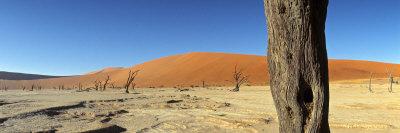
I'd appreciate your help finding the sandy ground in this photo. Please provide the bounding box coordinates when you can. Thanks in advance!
[1,83,399,133]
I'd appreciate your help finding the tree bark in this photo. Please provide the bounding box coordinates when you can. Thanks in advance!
[264,0,330,132]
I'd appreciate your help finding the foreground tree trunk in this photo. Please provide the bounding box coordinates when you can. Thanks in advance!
[264,0,330,132]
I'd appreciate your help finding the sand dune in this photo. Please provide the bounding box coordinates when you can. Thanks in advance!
[1,52,399,89]
[0,71,63,80]
[85,67,124,75]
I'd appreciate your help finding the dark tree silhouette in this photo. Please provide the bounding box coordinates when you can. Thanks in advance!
[78,82,83,91]
[94,80,102,91]
[124,70,140,93]
[264,0,330,132]
[230,65,248,92]
[388,72,393,93]
[369,72,373,93]
[102,75,111,91]
[30,84,35,91]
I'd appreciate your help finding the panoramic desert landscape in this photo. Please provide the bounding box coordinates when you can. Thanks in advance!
[1,0,399,132]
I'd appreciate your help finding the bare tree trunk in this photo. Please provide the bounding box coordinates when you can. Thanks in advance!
[388,73,393,93]
[78,83,83,91]
[232,84,239,92]
[31,84,35,91]
[369,72,373,93]
[264,0,330,132]
[125,87,129,93]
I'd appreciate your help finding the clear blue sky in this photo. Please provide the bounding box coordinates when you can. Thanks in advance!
[0,0,399,75]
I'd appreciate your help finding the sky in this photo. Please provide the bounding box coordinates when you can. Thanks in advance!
[0,0,399,76]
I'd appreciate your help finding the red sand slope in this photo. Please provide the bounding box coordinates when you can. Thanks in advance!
[3,52,399,89]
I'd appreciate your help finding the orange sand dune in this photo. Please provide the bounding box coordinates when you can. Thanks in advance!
[85,67,124,75]
[2,52,399,89]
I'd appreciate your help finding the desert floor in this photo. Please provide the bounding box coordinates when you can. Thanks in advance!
[1,83,399,133]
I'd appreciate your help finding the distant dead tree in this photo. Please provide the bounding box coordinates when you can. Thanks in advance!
[124,70,140,93]
[2,85,8,91]
[78,83,83,91]
[110,82,116,89]
[388,72,393,93]
[30,84,35,91]
[94,80,102,91]
[229,65,249,92]
[386,67,394,93]
[38,85,42,90]
[369,72,373,93]
[264,0,330,132]
[36,81,42,90]
[58,85,65,91]
[202,80,206,88]
[102,75,111,91]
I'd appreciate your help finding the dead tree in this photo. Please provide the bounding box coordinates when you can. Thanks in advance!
[388,72,393,93]
[264,0,330,132]
[35,82,42,90]
[230,65,248,92]
[102,75,111,91]
[78,83,83,91]
[386,67,394,93]
[124,70,140,93]
[369,72,373,93]
[131,82,136,90]
[94,80,102,91]
[58,85,65,91]
[30,84,35,91]
[110,82,116,89]
[202,80,206,88]
[1,85,8,91]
